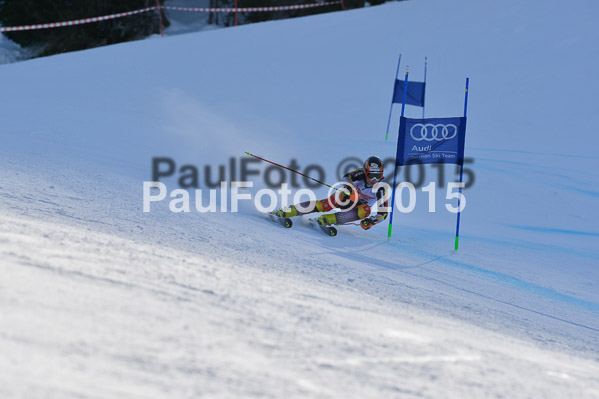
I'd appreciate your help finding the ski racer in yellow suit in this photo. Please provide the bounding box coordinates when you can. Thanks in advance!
[273,156,389,230]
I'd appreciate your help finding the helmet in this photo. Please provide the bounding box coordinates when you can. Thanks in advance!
[363,156,384,183]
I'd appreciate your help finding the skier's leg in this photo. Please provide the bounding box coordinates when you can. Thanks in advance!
[274,193,338,217]
[316,203,371,226]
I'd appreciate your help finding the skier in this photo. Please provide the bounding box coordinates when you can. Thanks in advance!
[272,156,389,230]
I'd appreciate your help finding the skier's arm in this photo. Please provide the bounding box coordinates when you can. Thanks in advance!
[342,169,363,184]
[360,185,388,230]
[374,185,389,220]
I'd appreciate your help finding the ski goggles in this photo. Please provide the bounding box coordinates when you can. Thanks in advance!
[366,171,383,181]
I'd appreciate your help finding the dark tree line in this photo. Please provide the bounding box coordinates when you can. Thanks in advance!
[208,0,380,27]
[0,0,395,58]
[0,0,169,57]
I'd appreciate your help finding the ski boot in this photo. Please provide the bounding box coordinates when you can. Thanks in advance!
[271,205,299,218]
[315,213,338,226]
[313,213,338,236]
[269,206,299,228]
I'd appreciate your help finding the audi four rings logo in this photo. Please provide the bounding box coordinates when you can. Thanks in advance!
[410,123,458,141]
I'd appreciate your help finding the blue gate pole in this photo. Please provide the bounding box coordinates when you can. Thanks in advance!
[385,54,402,141]
[454,77,469,250]
[422,56,427,119]
[387,69,410,241]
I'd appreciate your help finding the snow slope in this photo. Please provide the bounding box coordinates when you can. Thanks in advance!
[1,0,599,397]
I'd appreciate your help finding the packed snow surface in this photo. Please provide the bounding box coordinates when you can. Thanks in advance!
[1,0,599,397]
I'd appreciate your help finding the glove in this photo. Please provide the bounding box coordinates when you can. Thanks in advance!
[360,216,378,230]
[360,215,385,230]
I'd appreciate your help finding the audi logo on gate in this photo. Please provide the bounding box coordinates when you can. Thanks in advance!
[410,123,458,141]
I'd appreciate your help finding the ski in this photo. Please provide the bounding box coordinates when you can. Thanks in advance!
[310,219,337,237]
[269,213,293,228]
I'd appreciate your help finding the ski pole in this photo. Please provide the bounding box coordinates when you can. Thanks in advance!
[245,151,341,191]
